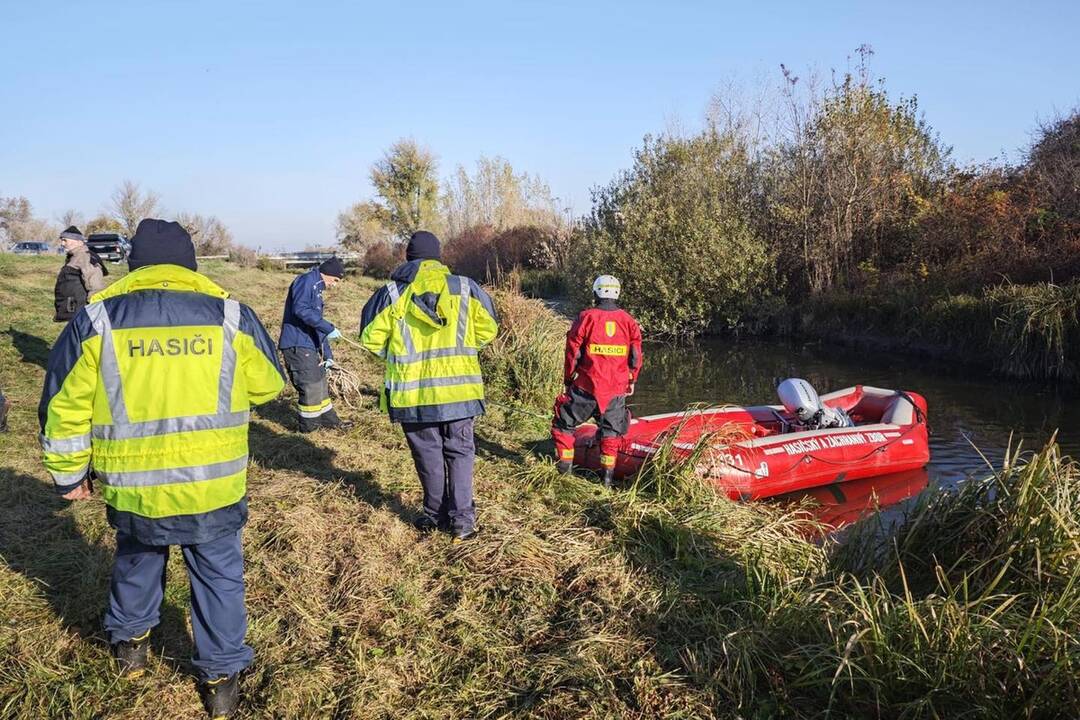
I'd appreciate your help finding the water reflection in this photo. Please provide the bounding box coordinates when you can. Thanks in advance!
[632,336,1079,519]
[774,468,929,529]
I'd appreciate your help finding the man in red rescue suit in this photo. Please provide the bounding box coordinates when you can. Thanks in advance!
[551,274,643,488]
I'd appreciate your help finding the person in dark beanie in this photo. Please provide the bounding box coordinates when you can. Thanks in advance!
[278,256,347,432]
[405,230,440,261]
[54,225,107,322]
[40,217,285,718]
[127,219,199,271]
[358,231,499,542]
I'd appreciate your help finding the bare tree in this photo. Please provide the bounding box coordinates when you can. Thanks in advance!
[56,209,84,229]
[441,155,562,238]
[1026,109,1080,224]
[176,212,235,256]
[110,180,162,238]
[1,196,58,246]
[1,196,32,245]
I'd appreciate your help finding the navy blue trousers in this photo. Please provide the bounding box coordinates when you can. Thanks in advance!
[402,417,477,531]
[102,530,252,680]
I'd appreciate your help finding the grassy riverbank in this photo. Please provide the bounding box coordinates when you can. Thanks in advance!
[1,255,1077,718]
[784,280,1080,383]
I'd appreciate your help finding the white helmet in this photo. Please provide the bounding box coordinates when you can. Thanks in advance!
[592,274,621,300]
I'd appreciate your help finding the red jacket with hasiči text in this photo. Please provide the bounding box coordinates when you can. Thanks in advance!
[563,302,643,412]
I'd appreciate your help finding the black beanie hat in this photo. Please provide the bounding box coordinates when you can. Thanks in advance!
[128,219,198,272]
[406,230,440,261]
[319,256,345,278]
[59,226,86,242]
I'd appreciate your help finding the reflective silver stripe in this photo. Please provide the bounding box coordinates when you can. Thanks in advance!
[92,410,250,441]
[85,301,129,425]
[456,276,470,348]
[98,455,249,488]
[385,280,418,357]
[298,404,334,418]
[40,433,91,454]
[386,346,479,364]
[388,374,484,393]
[217,299,241,414]
[87,298,245,442]
[395,317,414,358]
[50,466,90,487]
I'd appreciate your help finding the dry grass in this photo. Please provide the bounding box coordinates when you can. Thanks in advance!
[2,255,1078,719]
[480,286,566,426]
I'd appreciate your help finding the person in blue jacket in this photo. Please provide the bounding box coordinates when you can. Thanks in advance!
[278,258,346,432]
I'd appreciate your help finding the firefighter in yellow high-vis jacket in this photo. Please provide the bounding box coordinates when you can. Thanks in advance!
[358,231,499,542]
[39,219,285,719]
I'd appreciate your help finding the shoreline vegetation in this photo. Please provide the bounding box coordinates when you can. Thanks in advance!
[1,255,1077,718]
[337,49,1080,387]
[781,281,1080,383]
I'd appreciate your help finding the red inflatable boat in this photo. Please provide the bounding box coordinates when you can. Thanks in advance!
[570,385,930,499]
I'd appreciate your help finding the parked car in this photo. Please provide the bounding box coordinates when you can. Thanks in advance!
[11,241,52,255]
[86,233,129,263]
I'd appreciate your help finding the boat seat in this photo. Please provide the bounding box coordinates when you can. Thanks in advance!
[881,395,916,425]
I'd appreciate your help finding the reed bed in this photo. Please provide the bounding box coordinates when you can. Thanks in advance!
[480,287,566,427]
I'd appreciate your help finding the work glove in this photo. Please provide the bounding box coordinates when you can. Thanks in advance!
[628,383,635,396]
[322,359,337,370]
[327,328,343,341]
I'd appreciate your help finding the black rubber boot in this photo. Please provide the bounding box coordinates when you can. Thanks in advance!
[601,468,615,490]
[413,516,437,533]
[556,460,573,475]
[201,673,240,719]
[113,629,150,678]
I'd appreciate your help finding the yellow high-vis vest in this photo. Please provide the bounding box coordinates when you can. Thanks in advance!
[359,260,499,423]
[40,265,285,518]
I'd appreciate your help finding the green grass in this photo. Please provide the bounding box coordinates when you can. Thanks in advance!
[1,254,1078,718]
[792,280,1080,383]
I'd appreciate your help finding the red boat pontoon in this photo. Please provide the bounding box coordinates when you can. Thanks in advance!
[570,385,930,499]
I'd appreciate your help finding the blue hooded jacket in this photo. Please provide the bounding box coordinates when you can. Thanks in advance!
[278,267,334,359]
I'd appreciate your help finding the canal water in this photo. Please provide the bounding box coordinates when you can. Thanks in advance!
[631,337,1080,526]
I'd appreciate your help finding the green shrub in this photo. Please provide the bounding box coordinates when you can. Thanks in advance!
[570,131,775,337]
[228,245,257,267]
[255,256,282,272]
[518,268,567,298]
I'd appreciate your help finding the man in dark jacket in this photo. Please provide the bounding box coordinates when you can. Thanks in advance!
[278,258,346,432]
[54,226,107,322]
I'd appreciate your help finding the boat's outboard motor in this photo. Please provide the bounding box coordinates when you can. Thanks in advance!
[777,378,853,430]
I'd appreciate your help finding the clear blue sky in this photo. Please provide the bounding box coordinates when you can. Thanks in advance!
[2,0,1077,250]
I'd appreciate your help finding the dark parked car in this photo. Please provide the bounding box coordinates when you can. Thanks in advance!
[86,233,129,263]
[11,241,52,255]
